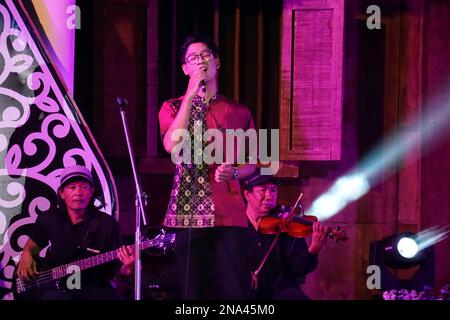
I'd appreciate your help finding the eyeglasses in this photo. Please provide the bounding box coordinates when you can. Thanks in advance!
[185,50,214,65]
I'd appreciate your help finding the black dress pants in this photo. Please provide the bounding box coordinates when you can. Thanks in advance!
[171,227,249,300]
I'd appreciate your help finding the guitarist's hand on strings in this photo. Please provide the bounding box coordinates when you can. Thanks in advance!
[118,245,135,277]
[17,251,38,281]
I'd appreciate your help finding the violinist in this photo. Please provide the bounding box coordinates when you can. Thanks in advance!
[240,168,329,300]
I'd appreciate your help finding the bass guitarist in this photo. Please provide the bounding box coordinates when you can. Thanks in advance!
[16,165,135,300]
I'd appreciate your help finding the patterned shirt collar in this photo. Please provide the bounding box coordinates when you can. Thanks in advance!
[195,93,219,107]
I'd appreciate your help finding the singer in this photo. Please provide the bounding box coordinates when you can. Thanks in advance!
[158,35,257,299]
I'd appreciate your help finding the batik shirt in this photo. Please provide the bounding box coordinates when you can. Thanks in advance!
[159,94,255,228]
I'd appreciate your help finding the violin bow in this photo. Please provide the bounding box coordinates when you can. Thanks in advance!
[251,192,304,290]
[286,192,304,220]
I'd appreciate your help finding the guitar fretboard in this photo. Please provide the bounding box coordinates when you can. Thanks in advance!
[51,238,159,280]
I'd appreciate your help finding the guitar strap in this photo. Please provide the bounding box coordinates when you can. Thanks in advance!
[80,217,99,251]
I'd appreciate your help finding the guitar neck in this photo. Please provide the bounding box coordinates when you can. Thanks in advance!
[51,239,155,281]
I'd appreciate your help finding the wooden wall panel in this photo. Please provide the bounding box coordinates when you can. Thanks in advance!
[421,0,450,291]
[93,0,149,157]
[280,0,344,161]
[147,0,159,157]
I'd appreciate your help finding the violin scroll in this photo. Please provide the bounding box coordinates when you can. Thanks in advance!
[327,226,348,242]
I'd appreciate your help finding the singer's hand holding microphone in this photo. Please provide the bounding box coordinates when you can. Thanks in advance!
[185,68,207,100]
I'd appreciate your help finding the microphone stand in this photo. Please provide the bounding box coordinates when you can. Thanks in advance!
[117,97,148,300]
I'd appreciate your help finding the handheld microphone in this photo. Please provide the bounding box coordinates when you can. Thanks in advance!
[116,97,128,111]
[200,80,206,93]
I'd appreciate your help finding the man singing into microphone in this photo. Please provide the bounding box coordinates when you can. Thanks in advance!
[158,35,256,299]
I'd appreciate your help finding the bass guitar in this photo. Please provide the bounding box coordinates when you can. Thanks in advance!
[12,232,176,300]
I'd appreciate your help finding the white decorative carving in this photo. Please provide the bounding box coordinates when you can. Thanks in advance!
[0,0,117,299]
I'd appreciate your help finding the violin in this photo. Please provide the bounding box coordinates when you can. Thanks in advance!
[258,205,348,242]
[250,192,347,290]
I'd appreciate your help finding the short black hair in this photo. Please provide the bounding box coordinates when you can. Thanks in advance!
[180,35,219,64]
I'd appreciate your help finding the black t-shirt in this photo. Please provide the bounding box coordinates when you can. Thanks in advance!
[29,207,121,289]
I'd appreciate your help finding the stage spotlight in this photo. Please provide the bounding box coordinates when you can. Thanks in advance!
[383,232,425,269]
[397,236,419,259]
[369,232,435,291]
